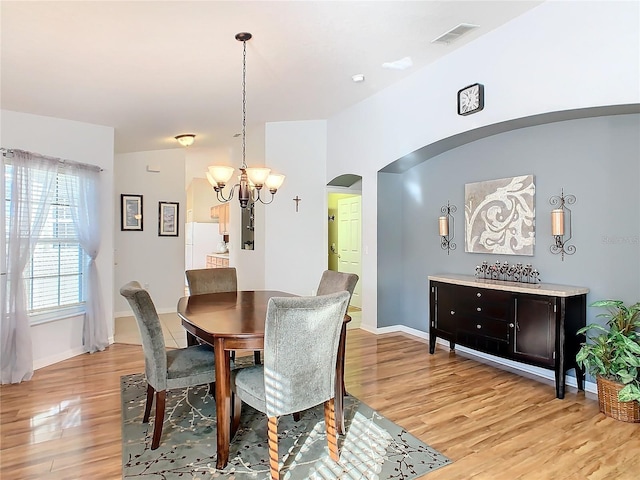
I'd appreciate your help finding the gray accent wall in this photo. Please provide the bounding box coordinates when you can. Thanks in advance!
[378,113,640,330]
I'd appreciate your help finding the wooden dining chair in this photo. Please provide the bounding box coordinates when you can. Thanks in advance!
[120,281,217,450]
[185,267,237,295]
[314,270,359,428]
[317,269,359,305]
[185,267,260,364]
[230,291,351,480]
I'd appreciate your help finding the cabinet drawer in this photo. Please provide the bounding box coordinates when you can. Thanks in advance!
[471,302,510,321]
[457,316,509,342]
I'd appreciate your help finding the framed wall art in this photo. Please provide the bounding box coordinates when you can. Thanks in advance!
[464,174,535,256]
[121,194,143,231]
[158,201,179,237]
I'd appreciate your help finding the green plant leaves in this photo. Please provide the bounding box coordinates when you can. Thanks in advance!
[619,383,640,403]
[578,299,640,404]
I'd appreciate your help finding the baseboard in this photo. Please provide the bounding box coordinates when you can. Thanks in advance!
[359,324,597,395]
[34,337,116,370]
[34,346,88,370]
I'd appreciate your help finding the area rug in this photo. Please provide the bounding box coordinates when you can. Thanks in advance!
[121,373,451,479]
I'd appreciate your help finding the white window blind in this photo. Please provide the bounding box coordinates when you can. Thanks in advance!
[4,165,86,316]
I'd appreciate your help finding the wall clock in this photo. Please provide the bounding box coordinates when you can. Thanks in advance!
[457,83,484,116]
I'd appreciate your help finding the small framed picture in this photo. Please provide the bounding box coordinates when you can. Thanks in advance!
[158,201,179,237]
[121,194,143,231]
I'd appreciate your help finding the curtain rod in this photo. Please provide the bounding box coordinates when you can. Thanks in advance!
[1,147,103,172]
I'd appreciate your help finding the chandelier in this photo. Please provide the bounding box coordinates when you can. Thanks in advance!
[206,32,285,209]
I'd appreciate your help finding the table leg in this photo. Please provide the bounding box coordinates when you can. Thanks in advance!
[335,324,347,435]
[214,338,231,469]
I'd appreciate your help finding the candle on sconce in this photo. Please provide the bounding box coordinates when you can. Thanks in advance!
[438,216,449,236]
[551,209,565,236]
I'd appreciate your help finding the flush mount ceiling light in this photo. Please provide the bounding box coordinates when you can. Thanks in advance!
[351,74,365,83]
[206,32,285,209]
[175,134,196,147]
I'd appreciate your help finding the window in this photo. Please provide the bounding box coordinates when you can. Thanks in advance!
[4,165,86,318]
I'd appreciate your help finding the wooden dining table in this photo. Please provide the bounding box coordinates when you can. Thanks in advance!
[177,290,351,470]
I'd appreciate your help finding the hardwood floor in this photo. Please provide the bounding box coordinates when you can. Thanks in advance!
[1,329,638,479]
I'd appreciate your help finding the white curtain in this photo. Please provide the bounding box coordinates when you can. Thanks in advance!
[60,164,108,353]
[1,150,57,383]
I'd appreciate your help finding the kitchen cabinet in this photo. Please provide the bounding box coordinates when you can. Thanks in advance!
[206,254,229,268]
[428,274,588,399]
[210,203,230,235]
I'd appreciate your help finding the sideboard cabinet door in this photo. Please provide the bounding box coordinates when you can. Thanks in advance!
[511,294,556,368]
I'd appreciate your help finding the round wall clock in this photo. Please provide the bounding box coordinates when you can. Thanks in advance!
[457,83,484,116]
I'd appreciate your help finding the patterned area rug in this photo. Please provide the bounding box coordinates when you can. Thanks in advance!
[121,373,451,479]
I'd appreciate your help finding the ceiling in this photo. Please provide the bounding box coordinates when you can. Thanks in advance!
[1,1,543,155]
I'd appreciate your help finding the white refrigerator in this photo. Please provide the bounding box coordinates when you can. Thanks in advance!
[185,222,223,271]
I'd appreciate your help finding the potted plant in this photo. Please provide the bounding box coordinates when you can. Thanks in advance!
[576,299,640,422]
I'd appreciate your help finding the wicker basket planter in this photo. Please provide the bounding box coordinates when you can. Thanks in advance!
[596,376,640,423]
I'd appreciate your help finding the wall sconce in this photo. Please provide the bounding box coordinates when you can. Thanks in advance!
[549,188,576,260]
[439,201,457,254]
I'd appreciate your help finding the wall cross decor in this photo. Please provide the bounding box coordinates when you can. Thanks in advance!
[293,195,302,212]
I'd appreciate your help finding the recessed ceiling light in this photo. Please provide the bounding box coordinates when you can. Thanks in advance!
[351,74,365,83]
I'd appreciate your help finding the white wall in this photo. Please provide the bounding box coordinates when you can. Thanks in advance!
[324,1,640,330]
[0,109,115,369]
[264,120,328,295]
[114,149,186,315]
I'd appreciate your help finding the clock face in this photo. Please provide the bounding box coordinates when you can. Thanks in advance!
[458,83,484,116]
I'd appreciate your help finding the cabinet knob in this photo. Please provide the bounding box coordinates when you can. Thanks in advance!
[509,323,515,328]
[477,292,482,297]
[476,307,482,312]
[450,310,455,315]
[476,324,482,329]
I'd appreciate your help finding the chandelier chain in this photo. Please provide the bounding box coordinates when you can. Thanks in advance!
[241,39,247,170]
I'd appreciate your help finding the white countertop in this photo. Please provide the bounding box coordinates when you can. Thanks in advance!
[207,252,229,258]
[428,274,589,297]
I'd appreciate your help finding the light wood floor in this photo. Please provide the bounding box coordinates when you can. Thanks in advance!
[1,329,638,479]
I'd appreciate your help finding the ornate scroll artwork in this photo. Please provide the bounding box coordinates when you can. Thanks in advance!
[464,175,535,255]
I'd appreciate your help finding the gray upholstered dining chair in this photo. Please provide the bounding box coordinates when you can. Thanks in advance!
[185,267,261,364]
[120,281,218,450]
[185,267,237,295]
[317,269,359,305]
[230,291,350,480]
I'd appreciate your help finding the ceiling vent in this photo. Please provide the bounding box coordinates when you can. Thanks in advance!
[431,23,479,44]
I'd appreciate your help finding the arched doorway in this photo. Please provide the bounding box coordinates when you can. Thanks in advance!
[327,174,362,326]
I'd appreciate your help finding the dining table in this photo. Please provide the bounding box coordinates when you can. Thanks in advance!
[177,290,351,470]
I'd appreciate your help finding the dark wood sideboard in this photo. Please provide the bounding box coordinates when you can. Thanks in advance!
[428,274,589,399]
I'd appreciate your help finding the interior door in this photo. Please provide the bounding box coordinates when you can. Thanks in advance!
[337,196,362,308]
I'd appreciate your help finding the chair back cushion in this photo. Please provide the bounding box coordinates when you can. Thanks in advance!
[119,281,168,391]
[316,270,359,303]
[263,291,350,417]
[185,267,237,295]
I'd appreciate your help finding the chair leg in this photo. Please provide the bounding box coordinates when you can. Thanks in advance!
[231,393,242,438]
[254,350,261,364]
[324,398,339,463]
[143,384,155,423]
[268,416,280,480]
[151,390,166,450]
